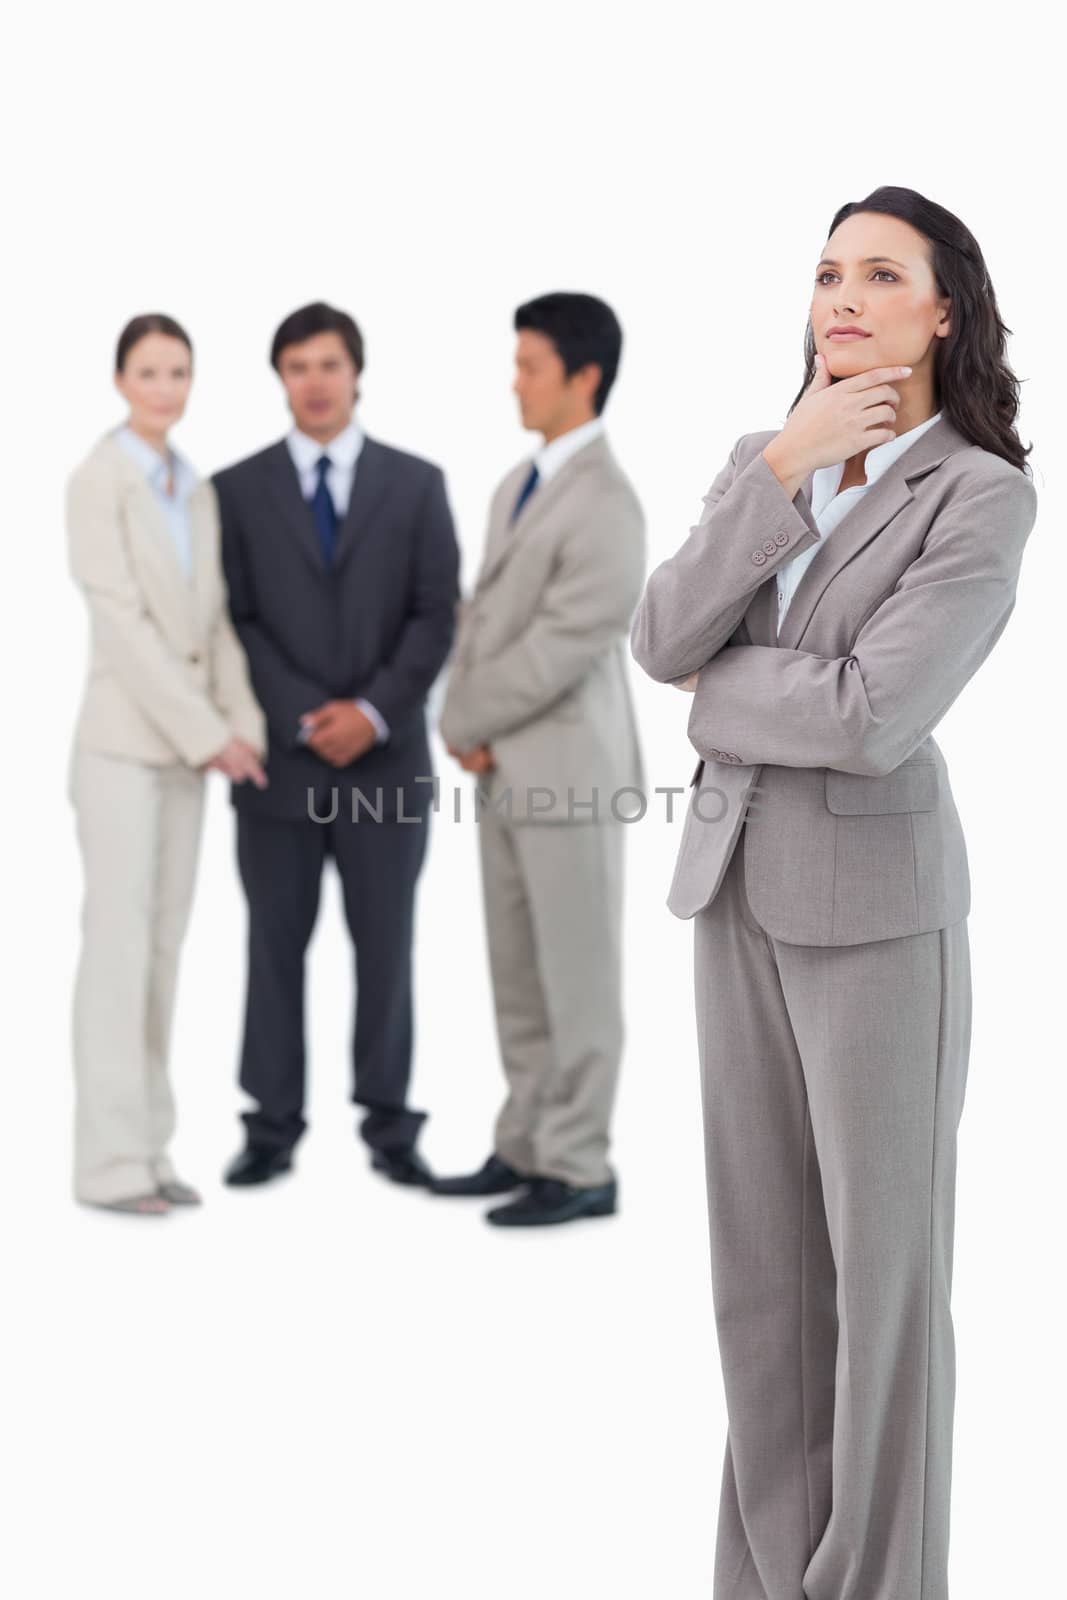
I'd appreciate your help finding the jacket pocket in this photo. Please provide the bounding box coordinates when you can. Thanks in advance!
[825,760,939,815]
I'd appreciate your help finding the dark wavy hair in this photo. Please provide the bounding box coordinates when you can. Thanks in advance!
[790,186,1031,472]
[115,313,192,374]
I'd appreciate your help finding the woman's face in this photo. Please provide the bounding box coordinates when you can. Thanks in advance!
[810,212,952,381]
[114,332,193,436]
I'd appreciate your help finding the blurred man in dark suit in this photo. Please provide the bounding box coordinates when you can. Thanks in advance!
[214,302,459,1189]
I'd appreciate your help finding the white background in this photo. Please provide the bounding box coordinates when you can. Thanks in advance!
[2,4,1062,1597]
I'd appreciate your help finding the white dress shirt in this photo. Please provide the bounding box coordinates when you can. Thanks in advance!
[776,411,943,635]
[533,415,604,483]
[114,425,197,581]
[286,417,365,512]
[286,418,388,744]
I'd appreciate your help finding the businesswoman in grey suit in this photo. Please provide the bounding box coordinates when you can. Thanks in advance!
[631,188,1037,1600]
[67,314,267,1215]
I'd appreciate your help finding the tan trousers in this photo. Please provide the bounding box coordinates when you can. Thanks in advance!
[477,801,625,1188]
[69,746,205,1203]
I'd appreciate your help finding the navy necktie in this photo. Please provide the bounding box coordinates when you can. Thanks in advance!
[309,453,338,566]
[509,463,540,525]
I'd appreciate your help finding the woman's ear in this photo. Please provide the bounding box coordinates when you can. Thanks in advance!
[935,299,952,340]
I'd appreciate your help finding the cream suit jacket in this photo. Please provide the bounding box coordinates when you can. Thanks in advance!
[439,433,646,823]
[631,416,1038,944]
[67,433,266,768]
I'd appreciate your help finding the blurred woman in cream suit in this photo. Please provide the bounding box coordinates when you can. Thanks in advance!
[67,313,267,1215]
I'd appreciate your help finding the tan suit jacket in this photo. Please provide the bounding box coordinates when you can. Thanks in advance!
[440,433,646,823]
[67,433,266,768]
[631,417,1038,943]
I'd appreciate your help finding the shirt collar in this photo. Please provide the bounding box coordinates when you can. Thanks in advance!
[114,424,196,500]
[533,416,604,484]
[811,410,943,518]
[287,417,365,476]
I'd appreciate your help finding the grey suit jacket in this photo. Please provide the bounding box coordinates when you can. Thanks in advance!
[631,417,1038,943]
[439,433,646,823]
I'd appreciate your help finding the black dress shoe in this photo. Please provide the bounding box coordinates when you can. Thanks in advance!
[431,1154,525,1197]
[486,1176,618,1228]
[370,1147,435,1187]
[224,1145,293,1187]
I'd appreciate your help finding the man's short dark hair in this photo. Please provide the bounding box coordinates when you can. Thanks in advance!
[270,302,364,373]
[513,291,623,414]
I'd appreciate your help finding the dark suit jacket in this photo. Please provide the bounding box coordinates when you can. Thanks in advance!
[213,435,460,822]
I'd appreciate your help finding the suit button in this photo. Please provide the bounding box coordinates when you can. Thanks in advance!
[752,550,767,566]
[774,531,789,547]
[762,540,777,555]
[188,652,201,664]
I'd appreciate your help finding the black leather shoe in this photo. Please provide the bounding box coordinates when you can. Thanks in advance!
[431,1154,525,1197]
[486,1176,618,1227]
[223,1145,293,1187]
[370,1147,436,1187]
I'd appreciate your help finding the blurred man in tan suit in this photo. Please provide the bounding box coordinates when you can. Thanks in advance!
[435,292,645,1227]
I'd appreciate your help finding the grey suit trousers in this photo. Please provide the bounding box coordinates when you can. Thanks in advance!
[695,822,970,1600]
[477,796,624,1188]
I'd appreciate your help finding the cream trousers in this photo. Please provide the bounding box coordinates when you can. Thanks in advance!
[69,745,205,1203]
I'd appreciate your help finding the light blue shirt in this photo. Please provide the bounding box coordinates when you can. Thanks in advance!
[776,410,943,635]
[285,418,389,746]
[114,424,197,582]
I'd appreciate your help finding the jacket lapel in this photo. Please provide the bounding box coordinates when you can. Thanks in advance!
[188,484,218,631]
[332,436,390,570]
[476,461,532,589]
[264,442,326,574]
[264,436,392,575]
[100,437,197,639]
[773,415,973,652]
[104,438,185,575]
[744,574,781,648]
[476,436,607,591]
